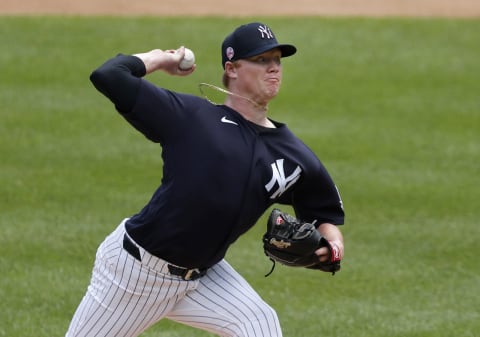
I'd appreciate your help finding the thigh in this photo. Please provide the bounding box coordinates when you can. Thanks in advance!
[168,260,283,337]
[66,222,192,337]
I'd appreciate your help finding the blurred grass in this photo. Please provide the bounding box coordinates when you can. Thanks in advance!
[0,16,479,337]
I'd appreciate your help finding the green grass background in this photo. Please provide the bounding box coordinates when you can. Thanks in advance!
[1,16,479,337]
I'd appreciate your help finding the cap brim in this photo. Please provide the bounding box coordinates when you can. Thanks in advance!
[243,43,297,59]
[278,44,297,58]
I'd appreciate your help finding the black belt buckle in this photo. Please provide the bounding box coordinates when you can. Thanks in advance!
[167,264,206,281]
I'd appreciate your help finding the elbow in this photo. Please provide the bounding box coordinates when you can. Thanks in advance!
[89,69,100,84]
[89,67,118,97]
[90,68,107,89]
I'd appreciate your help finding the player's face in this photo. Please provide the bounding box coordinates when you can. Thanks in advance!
[236,49,283,104]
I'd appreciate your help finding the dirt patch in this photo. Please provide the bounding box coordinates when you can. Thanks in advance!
[1,0,479,17]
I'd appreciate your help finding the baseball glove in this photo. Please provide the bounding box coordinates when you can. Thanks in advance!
[262,209,341,276]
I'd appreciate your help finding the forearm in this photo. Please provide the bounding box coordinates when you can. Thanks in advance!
[316,223,344,261]
[317,223,343,242]
[133,47,195,75]
[133,49,172,74]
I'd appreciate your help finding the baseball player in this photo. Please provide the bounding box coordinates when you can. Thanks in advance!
[66,22,345,337]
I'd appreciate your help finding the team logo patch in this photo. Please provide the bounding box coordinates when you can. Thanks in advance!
[265,159,302,199]
[226,47,235,60]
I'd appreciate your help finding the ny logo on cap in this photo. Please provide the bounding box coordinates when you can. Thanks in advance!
[258,25,274,39]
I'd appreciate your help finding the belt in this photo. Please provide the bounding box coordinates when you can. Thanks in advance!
[122,233,207,281]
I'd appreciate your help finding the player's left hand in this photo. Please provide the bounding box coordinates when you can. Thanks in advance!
[315,246,330,262]
[262,209,343,275]
[315,238,343,263]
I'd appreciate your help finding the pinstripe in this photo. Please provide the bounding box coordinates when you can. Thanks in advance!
[66,221,282,337]
[66,222,193,337]
[103,256,139,336]
[81,245,128,335]
[90,243,132,336]
[204,266,271,335]
[168,260,282,336]
[122,267,153,336]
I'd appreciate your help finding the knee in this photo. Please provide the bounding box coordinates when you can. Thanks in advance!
[231,302,282,337]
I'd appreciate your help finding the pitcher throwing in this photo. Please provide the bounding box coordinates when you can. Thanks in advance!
[66,22,345,337]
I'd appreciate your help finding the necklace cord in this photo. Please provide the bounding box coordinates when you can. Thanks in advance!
[198,83,266,110]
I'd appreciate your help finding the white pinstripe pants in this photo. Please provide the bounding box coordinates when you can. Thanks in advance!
[65,220,282,337]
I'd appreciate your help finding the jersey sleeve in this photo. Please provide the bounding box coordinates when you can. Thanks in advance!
[90,54,146,113]
[90,54,197,144]
[292,160,345,226]
[124,81,200,144]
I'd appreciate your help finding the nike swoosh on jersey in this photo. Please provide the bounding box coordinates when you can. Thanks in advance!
[221,116,238,125]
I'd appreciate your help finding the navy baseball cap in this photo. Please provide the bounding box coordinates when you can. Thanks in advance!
[221,22,297,68]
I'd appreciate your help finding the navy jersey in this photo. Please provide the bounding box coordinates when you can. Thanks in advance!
[91,55,344,269]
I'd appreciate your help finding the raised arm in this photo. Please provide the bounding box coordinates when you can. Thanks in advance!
[90,47,195,112]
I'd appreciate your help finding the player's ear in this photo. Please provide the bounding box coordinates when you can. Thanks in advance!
[224,61,238,79]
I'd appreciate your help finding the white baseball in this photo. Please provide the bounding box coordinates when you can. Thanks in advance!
[179,48,195,70]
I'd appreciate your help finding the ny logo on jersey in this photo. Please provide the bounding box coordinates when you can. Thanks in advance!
[258,25,274,39]
[265,159,302,199]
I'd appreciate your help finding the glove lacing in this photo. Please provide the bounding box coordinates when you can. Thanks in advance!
[264,258,276,277]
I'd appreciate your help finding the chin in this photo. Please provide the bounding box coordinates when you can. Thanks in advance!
[267,88,280,99]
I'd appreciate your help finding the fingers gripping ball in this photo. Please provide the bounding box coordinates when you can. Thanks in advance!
[178,48,195,70]
[262,209,341,275]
